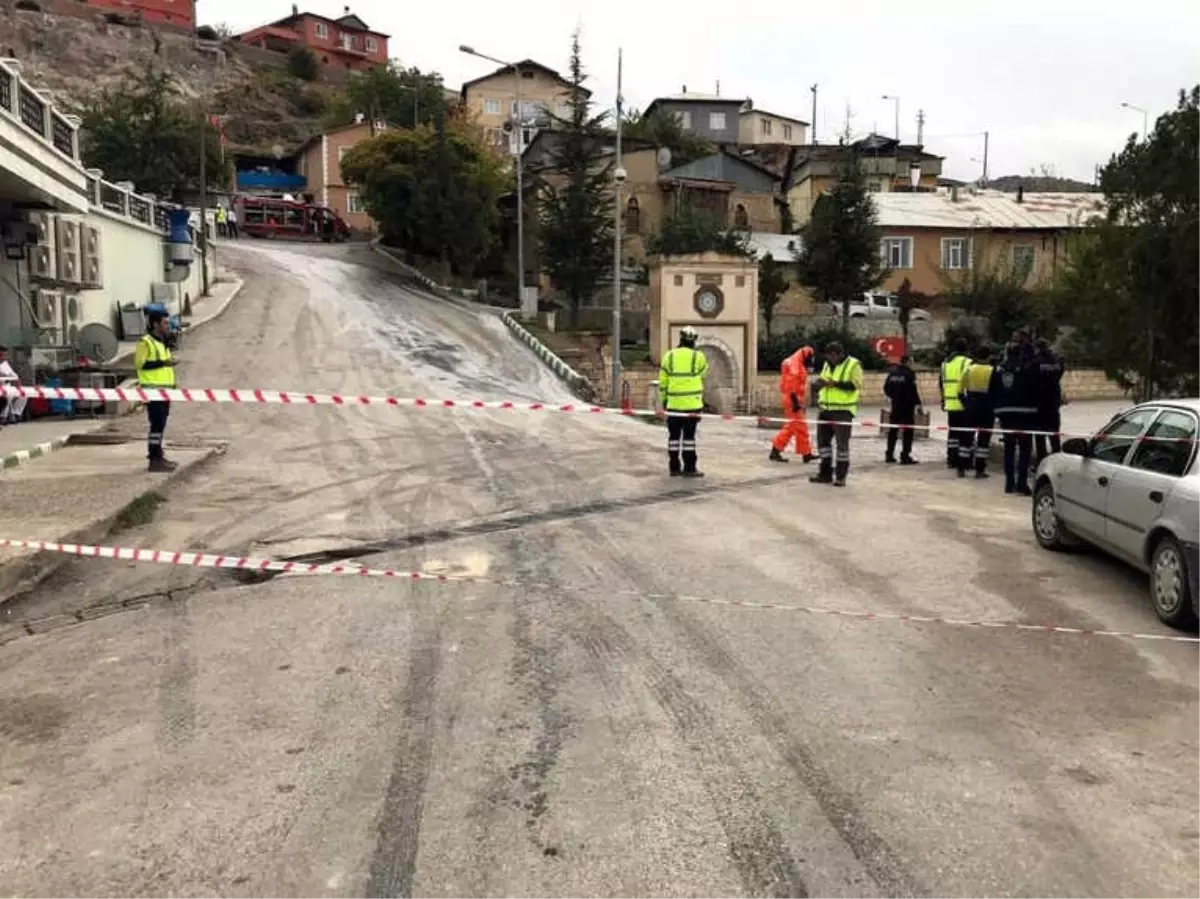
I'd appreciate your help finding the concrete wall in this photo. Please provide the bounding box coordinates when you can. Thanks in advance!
[295,123,378,232]
[739,111,807,146]
[465,68,572,152]
[651,100,743,143]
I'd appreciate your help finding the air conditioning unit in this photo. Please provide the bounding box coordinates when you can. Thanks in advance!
[27,211,57,250]
[34,287,60,328]
[82,254,103,289]
[62,293,82,347]
[31,244,57,280]
[82,223,101,258]
[57,242,81,285]
[56,216,80,254]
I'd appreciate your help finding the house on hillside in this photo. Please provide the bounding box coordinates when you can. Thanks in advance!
[460,59,583,156]
[642,90,745,144]
[738,104,808,146]
[292,122,380,232]
[870,189,1104,297]
[238,5,389,71]
[77,0,195,27]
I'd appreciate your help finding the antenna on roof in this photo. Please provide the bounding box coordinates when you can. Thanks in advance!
[715,79,720,96]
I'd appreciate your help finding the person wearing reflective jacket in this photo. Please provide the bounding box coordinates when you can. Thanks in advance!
[769,345,815,463]
[135,311,178,474]
[988,341,1038,495]
[809,341,863,487]
[958,344,995,479]
[939,338,973,469]
[658,326,709,478]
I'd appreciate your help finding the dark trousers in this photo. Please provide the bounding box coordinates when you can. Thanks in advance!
[885,406,915,460]
[961,399,993,473]
[946,409,969,466]
[1034,408,1062,461]
[816,410,853,479]
[666,414,699,474]
[998,413,1033,490]
[146,400,170,460]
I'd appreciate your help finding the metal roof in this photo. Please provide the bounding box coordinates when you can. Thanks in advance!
[746,233,801,261]
[871,190,1105,230]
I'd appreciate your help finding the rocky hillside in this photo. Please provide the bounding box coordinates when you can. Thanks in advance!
[0,1,343,153]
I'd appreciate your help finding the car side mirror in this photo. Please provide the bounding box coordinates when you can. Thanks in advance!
[1062,437,1090,456]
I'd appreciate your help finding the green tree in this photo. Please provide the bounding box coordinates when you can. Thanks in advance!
[758,253,790,339]
[622,108,713,167]
[538,30,614,326]
[287,46,320,82]
[894,277,928,351]
[940,256,1057,345]
[341,118,505,275]
[645,203,751,257]
[326,62,449,131]
[1056,86,1199,399]
[80,68,230,199]
[794,143,884,334]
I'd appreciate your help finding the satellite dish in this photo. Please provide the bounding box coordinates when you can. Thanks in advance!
[656,146,672,170]
[75,323,120,364]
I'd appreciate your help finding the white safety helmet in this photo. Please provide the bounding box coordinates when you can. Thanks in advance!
[679,325,699,345]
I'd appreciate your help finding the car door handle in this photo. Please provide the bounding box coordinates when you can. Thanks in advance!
[1149,490,1164,503]
[1098,476,1109,486]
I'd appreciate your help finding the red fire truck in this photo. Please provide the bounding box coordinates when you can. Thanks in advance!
[237,196,351,242]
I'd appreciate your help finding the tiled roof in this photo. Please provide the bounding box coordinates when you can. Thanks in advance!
[871,190,1105,230]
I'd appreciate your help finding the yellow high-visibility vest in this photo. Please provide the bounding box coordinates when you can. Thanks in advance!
[818,356,862,415]
[941,355,972,412]
[135,333,175,389]
[659,346,709,412]
[961,362,993,395]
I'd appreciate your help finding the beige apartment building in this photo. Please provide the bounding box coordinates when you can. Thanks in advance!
[294,121,378,233]
[460,59,585,155]
[738,107,809,146]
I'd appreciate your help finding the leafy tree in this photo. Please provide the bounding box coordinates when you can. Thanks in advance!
[894,277,929,350]
[538,30,614,326]
[341,117,505,276]
[794,143,884,334]
[622,108,713,167]
[287,46,320,82]
[326,62,449,131]
[645,203,751,257]
[940,257,1057,346]
[759,324,886,371]
[758,253,790,339]
[80,68,230,199]
[1055,86,1199,399]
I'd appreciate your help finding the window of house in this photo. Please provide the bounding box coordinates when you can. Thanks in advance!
[761,118,772,136]
[484,128,503,148]
[941,237,972,270]
[678,110,692,130]
[341,34,355,51]
[624,197,641,235]
[880,237,913,269]
[783,124,793,140]
[733,203,749,229]
[1129,410,1198,477]
[673,274,684,286]
[735,274,745,287]
[315,21,328,38]
[709,111,727,131]
[556,102,570,118]
[347,193,365,215]
[338,146,348,162]
[484,98,502,115]
[1012,243,1035,276]
[365,37,378,53]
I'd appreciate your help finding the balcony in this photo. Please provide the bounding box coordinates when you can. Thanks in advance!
[0,58,89,212]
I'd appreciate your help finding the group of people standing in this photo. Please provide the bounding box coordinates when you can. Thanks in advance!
[214,205,239,239]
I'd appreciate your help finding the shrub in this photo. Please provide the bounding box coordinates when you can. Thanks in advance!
[758,324,886,372]
[912,322,990,368]
[287,46,320,82]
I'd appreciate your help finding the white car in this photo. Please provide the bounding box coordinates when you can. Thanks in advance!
[1031,399,1200,629]
[829,293,932,321]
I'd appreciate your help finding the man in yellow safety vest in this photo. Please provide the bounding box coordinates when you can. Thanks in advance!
[809,341,863,487]
[135,311,178,473]
[658,325,709,477]
[939,337,973,470]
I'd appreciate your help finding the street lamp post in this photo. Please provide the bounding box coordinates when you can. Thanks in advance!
[881,94,900,141]
[461,44,529,317]
[611,48,624,406]
[1120,102,1149,140]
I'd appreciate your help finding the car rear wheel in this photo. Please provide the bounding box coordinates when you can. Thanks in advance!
[1033,482,1075,551]
[1150,535,1197,630]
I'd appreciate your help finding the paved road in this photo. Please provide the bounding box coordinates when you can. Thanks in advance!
[1,244,1195,898]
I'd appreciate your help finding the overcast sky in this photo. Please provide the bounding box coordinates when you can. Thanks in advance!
[203,0,1199,183]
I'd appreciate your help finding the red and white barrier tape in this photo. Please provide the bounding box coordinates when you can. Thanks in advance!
[1,537,1195,644]
[2,384,1168,442]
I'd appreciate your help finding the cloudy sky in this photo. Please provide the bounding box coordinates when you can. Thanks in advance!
[203,0,1199,182]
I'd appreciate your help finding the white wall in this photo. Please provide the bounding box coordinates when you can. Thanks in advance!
[0,255,31,347]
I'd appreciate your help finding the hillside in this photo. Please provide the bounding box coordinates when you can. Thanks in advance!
[987,174,1097,193]
[0,2,343,154]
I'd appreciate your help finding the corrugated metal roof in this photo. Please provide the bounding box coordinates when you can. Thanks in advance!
[871,190,1105,230]
[747,233,801,261]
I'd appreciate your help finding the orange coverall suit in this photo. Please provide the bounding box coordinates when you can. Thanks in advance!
[771,347,813,456]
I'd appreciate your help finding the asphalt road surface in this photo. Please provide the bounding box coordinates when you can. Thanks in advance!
[1,243,1195,898]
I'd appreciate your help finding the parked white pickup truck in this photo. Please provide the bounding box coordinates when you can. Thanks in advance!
[828,293,932,321]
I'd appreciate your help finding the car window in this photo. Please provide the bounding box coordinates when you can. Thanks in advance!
[1128,410,1199,477]
[1091,408,1158,464]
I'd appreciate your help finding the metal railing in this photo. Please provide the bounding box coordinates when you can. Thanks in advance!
[0,58,81,164]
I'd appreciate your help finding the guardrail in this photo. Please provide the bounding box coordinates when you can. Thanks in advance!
[0,57,81,165]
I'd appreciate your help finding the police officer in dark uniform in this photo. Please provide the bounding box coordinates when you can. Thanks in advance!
[1033,338,1065,464]
[989,341,1038,496]
[883,354,923,465]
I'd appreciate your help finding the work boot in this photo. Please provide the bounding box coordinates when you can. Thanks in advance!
[975,470,990,479]
[1015,482,1033,497]
[148,457,178,473]
[682,470,705,479]
[957,467,967,478]
[768,447,788,463]
[809,461,833,484]
[834,461,849,486]
[802,454,815,463]
[885,454,897,464]
[900,456,918,465]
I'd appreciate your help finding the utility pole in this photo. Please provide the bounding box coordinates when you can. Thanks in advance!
[611,48,624,406]
[981,130,989,188]
[915,109,925,146]
[198,110,210,297]
[882,94,900,141]
[809,83,818,144]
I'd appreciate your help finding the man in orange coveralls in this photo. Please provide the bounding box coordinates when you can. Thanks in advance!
[768,345,816,463]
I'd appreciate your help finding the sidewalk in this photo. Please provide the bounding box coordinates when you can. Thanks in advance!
[0,440,220,602]
[0,418,109,469]
[112,274,245,366]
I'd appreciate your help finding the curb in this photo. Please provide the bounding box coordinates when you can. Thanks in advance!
[499,311,593,399]
[0,444,224,607]
[110,277,245,370]
[0,436,71,471]
[368,241,508,310]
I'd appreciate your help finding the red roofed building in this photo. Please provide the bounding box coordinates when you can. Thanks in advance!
[78,0,196,28]
[239,5,389,71]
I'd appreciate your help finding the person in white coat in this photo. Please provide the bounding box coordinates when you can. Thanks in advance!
[0,345,28,425]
